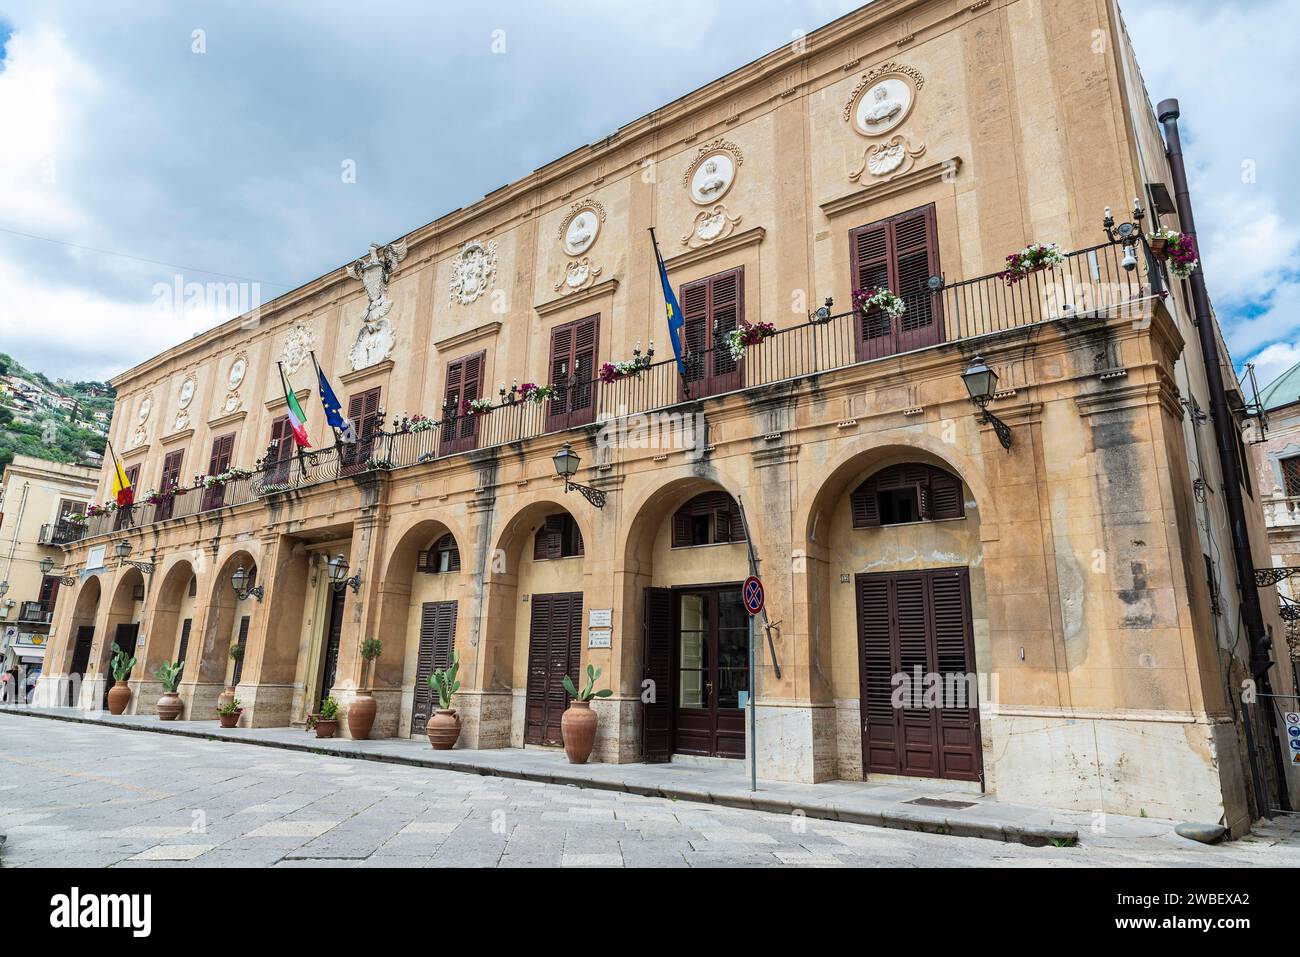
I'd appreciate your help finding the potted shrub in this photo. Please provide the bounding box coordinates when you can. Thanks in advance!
[217,644,242,713]
[348,637,382,740]
[106,642,136,715]
[560,664,612,764]
[307,696,340,738]
[425,651,461,750]
[217,697,242,728]
[154,660,184,721]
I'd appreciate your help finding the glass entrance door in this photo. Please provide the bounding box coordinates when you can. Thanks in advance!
[675,587,747,758]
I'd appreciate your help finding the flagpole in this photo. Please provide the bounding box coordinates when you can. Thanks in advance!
[106,438,133,522]
[649,227,690,400]
[309,350,342,451]
[276,362,305,484]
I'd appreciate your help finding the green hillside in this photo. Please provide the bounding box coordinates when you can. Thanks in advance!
[0,352,115,471]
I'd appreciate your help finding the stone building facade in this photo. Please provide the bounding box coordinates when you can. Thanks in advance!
[38,0,1297,830]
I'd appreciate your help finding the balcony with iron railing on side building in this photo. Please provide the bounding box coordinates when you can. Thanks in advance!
[65,240,1161,544]
[17,601,53,625]
[39,521,87,546]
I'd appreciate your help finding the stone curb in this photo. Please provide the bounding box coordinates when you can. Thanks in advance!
[4,707,1079,847]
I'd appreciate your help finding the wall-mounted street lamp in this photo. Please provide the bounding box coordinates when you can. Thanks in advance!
[552,442,606,509]
[1103,199,1146,272]
[230,565,264,602]
[113,539,155,574]
[961,355,1013,452]
[327,554,362,594]
[39,556,78,587]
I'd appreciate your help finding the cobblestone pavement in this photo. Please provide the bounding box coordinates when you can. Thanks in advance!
[1,714,1297,868]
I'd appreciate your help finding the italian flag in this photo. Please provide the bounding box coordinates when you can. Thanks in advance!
[283,375,311,448]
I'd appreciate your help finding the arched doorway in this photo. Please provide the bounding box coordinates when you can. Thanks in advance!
[803,448,989,785]
[139,560,197,716]
[478,498,592,749]
[183,549,258,720]
[100,566,145,711]
[60,576,102,707]
[376,518,467,738]
[621,477,753,761]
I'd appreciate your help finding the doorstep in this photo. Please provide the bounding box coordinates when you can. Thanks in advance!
[3,703,1186,848]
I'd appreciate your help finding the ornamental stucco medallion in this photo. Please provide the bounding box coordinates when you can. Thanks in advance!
[280,321,316,374]
[448,240,498,307]
[680,139,745,247]
[554,257,603,294]
[555,201,607,295]
[137,394,153,424]
[227,355,248,390]
[345,241,407,371]
[843,62,927,183]
[177,376,195,409]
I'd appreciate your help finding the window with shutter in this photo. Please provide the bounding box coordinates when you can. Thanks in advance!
[202,433,236,510]
[849,204,942,360]
[38,575,60,614]
[641,587,675,761]
[177,618,192,666]
[524,591,583,745]
[232,616,250,687]
[533,513,583,560]
[850,463,964,527]
[267,415,292,483]
[547,315,600,429]
[679,267,745,399]
[115,464,142,529]
[670,491,746,547]
[418,533,461,573]
[440,352,485,456]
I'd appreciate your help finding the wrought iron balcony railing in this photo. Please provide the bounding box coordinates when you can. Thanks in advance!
[18,601,52,624]
[71,241,1154,543]
[39,521,87,546]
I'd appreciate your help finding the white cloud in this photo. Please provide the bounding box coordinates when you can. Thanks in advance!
[1246,341,1300,392]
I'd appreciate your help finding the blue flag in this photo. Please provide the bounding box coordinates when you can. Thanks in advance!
[651,231,687,377]
[315,362,356,443]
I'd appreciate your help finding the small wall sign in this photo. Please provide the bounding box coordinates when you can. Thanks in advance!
[589,608,612,628]
[588,628,612,649]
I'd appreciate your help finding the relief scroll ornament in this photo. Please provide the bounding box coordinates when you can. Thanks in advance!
[554,257,604,295]
[850,133,927,183]
[681,204,742,249]
[345,241,408,372]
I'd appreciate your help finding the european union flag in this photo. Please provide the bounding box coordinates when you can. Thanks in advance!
[651,230,687,377]
[313,360,356,444]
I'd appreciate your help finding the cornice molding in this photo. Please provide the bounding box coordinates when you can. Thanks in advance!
[121,444,151,461]
[340,359,395,387]
[535,279,620,319]
[159,429,195,447]
[433,323,503,354]
[663,226,766,273]
[207,409,248,431]
[820,157,962,218]
[266,388,311,413]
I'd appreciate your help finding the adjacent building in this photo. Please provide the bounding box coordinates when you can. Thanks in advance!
[0,456,98,692]
[38,0,1298,831]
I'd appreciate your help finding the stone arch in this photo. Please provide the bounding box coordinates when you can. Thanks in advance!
[56,575,102,673]
[135,558,197,714]
[99,565,145,674]
[472,495,592,749]
[375,515,469,735]
[795,440,991,782]
[195,547,260,693]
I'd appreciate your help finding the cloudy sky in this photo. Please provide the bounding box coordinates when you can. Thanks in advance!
[1,1,1297,391]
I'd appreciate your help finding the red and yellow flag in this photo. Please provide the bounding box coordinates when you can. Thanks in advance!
[108,442,134,507]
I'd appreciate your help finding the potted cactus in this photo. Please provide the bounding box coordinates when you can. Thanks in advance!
[217,697,242,728]
[561,664,612,764]
[348,637,382,740]
[216,643,243,714]
[425,651,461,750]
[106,642,137,715]
[154,660,184,720]
[307,696,340,738]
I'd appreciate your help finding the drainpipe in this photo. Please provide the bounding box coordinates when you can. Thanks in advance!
[1158,98,1290,815]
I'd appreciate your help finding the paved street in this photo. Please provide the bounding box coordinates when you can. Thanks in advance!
[1,713,1297,868]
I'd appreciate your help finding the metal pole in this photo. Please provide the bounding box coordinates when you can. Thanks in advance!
[748,612,757,792]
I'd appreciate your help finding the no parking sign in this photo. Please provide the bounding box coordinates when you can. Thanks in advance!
[743,576,765,616]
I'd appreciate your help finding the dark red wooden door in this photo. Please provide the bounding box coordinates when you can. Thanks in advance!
[411,600,457,735]
[524,592,583,746]
[855,567,981,782]
[69,625,94,705]
[231,615,250,687]
[341,388,382,475]
[642,587,675,761]
[440,353,485,457]
[850,204,942,361]
[318,586,346,705]
[103,622,139,707]
[680,268,744,400]
[156,449,184,520]
[672,586,748,759]
[201,433,235,510]
[547,315,600,431]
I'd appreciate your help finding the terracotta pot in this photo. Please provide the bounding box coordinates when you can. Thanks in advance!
[107,683,131,715]
[347,692,377,740]
[218,708,242,729]
[561,700,598,764]
[216,687,236,713]
[426,709,461,750]
[156,691,183,721]
[314,718,339,739]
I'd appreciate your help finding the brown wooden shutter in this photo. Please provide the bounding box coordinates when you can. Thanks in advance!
[441,352,484,455]
[160,450,184,491]
[232,615,250,686]
[525,594,553,744]
[931,569,980,780]
[850,476,881,527]
[38,575,60,613]
[548,323,575,428]
[681,278,709,389]
[547,316,600,429]
[856,574,895,772]
[209,433,235,474]
[412,600,457,734]
[850,205,942,359]
[188,576,197,598]
[679,270,744,398]
[438,533,460,572]
[928,467,964,520]
[534,514,564,561]
[177,618,192,666]
[642,587,675,761]
[708,268,741,385]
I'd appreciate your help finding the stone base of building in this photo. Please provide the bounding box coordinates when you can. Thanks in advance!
[129,679,164,716]
[592,696,641,763]
[752,701,838,784]
[236,682,296,728]
[179,682,226,721]
[329,688,403,739]
[457,690,513,749]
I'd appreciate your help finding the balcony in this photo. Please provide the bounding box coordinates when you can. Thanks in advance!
[39,521,87,546]
[72,241,1154,542]
[18,601,52,625]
